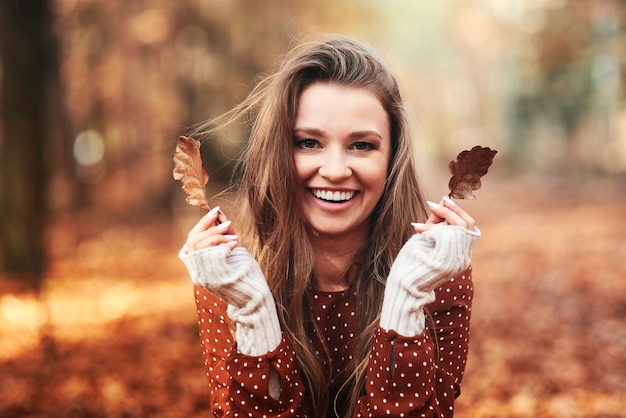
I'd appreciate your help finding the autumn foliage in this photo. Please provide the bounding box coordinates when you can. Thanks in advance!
[173,137,211,211]
[448,146,498,200]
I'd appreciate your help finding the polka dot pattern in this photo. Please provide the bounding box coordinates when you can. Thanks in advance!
[192,267,473,417]
[309,287,359,396]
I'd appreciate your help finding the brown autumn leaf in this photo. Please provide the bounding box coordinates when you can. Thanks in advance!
[172,136,211,210]
[448,145,497,199]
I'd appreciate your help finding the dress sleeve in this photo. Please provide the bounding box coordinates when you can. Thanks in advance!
[194,285,307,417]
[354,268,473,418]
[429,267,474,398]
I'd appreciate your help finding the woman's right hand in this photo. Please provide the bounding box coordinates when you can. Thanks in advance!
[179,207,282,357]
[186,206,239,253]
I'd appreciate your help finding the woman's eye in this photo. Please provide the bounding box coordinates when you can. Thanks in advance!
[352,141,373,151]
[296,138,318,149]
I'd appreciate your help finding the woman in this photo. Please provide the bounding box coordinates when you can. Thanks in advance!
[179,35,480,417]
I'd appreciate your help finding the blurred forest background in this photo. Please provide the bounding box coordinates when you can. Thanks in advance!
[1,0,625,417]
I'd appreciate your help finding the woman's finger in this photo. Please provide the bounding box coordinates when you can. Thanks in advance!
[187,208,238,253]
[217,209,229,225]
[441,196,476,230]
[426,200,467,228]
[189,227,239,251]
[420,198,476,232]
[189,206,222,235]
[411,222,428,233]
[193,233,239,251]
[190,220,234,244]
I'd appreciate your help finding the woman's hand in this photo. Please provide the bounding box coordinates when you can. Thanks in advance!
[179,207,281,357]
[186,206,239,253]
[380,196,480,336]
[411,196,476,233]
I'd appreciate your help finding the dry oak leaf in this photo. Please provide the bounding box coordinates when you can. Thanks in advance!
[172,136,211,210]
[448,145,497,200]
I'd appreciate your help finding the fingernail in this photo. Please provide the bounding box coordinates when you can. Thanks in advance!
[223,234,238,240]
[426,200,441,209]
[216,220,231,231]
[442,196,456,206]
[411,222,426,228]
[206,206,220,217]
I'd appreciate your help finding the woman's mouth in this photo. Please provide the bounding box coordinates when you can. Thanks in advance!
[311,189,356,203]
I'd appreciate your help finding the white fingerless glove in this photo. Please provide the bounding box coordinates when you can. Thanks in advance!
[179,245,282,356]
[379,225,480,337]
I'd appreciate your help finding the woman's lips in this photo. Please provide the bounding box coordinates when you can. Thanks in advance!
[311,189,356,203]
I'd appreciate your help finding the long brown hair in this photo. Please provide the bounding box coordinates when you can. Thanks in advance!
[196,35,429,417]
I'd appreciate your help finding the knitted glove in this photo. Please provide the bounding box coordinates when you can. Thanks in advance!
[379,225,480,336]
[179,245,282,356]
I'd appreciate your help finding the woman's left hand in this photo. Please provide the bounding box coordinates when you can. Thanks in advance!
[411,196,476,233]
[381,195,480,336]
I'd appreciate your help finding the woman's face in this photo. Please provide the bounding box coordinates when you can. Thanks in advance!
[293,82,391,239]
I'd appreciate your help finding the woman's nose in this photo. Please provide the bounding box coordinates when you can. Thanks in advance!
[318,150,352,181]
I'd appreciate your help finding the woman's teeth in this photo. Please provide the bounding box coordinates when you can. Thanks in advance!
[313,189,355,202]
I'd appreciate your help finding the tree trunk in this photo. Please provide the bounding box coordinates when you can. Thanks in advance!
[0,0,57,290]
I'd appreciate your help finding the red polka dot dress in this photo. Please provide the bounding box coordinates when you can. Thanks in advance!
[193,267,473,417]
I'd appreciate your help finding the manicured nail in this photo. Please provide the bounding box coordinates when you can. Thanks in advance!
[442,196,456,206]
[206,206,220,217]
[223,234,238,240]
[426,200,441,209]
[216,220,231,231]
[411,222,426,228]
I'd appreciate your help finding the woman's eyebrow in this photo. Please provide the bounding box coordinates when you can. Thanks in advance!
[348,130,383,140]
[294,127,382,140]
[293,127,325,136]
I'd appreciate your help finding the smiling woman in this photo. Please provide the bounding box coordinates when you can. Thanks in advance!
[178,35,480,417]
[293,83,390,245]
